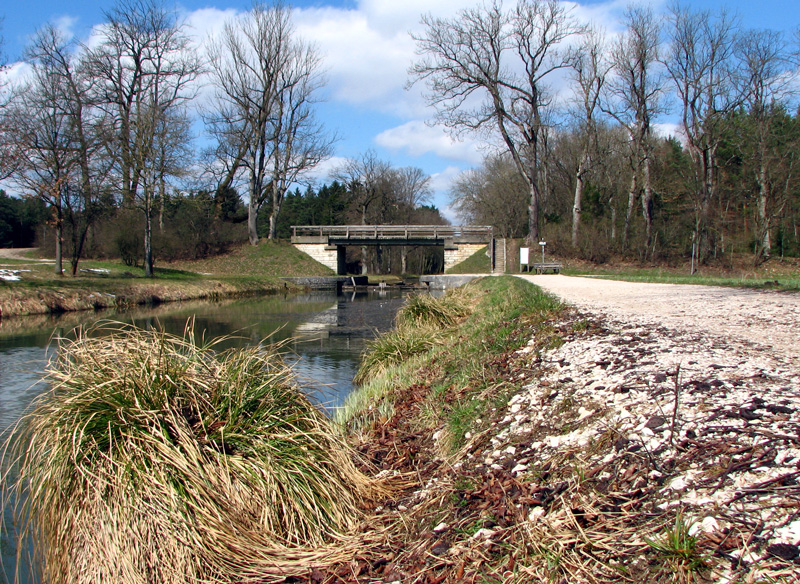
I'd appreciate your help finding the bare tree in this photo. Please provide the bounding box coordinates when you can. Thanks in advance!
[410,0,583,243]
[88,0,201,276]
[604,5,664,253]
[569,28,609,249]
[736,28,799,262]
[206,2,332,245]
[4,25,110,275]
[664,3,738,266]
[0,18,19,181]
[449,151,529,238]
[333,151,394,274]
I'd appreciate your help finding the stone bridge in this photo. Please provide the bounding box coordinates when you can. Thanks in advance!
[290,225,495,274]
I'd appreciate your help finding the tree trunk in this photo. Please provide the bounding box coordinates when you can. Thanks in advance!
[248,200,259,246]
[624,169,638,248]
[527,181,540,244]
[572,157,586,249]
[54,220,63,277]
[757,163,771,260]
[144,206,154,277]
[642,151,653,252]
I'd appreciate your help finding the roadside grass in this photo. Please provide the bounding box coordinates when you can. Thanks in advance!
[564,258,800,291]
[4,323,384,584]
[338,276,564,452]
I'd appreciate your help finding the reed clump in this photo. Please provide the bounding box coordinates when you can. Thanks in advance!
[5,323,383,584]
[353,289,477,386]
[394,289,473,329]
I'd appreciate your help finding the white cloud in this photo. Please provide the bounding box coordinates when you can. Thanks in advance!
[295,6,417,114]
[429,164,464,193]
[375,121,485,165]
[653,122,682,141]
[52,15,80,41]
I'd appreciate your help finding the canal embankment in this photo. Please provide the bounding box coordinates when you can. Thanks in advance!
[0,242,335,318]
[331,275,800,583]
[6,275,798,583]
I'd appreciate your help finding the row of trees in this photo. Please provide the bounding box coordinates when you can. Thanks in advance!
[0,0,348,276]
[413,0,800,265]
[2,0,799,275]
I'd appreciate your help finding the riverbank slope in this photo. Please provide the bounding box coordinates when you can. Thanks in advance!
[0,242,333,317]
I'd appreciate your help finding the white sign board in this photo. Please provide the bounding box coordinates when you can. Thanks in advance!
[520,247,529,266]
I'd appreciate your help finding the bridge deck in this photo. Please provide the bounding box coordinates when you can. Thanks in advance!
[291,225,493,242]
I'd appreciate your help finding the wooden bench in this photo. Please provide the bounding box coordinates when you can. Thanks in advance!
[531,262,563,274]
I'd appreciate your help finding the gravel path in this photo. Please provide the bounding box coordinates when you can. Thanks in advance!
[520,274,800,367]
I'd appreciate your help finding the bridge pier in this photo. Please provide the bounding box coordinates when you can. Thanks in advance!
[293,243,346,274]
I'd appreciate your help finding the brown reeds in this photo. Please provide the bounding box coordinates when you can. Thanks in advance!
[4,322,385,584]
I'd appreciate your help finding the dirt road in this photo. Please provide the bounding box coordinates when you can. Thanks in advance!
[520,274,800,367]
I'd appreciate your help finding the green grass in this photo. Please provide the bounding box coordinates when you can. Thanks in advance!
[0,241,335,316]
[339,277,565,453]
[445,246,491,274]
[167,240,334,279]
[645,512,707,578]
[565,263,800,291]
[4,322,382,583]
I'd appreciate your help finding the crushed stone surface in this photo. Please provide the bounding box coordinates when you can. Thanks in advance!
[465,275,800,580]
[520,274,800,368]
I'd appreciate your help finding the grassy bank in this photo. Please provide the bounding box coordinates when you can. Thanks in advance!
[564,257,800,291]
[0,242,333,317]
[337,277,564,449]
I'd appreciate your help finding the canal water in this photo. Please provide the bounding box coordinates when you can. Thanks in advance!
[0,289,407,583]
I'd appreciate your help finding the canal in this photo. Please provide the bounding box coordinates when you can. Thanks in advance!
[0,288,407,583]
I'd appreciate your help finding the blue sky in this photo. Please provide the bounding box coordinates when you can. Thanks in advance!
[2,0,799,219]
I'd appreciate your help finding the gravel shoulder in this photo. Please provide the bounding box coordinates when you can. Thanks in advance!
[479,274,800,579]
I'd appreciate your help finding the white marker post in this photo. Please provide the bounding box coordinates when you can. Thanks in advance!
[539,241,546,264]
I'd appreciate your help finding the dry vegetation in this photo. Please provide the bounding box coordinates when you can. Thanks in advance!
[3,323,385,584]
[4,276,798,583]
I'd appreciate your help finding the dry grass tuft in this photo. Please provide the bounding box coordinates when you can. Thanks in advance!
[4,322,385,584]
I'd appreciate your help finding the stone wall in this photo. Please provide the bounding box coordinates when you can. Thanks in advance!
[293,244,339,273]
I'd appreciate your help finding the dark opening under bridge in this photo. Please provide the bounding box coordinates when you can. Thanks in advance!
[290,225,495,274]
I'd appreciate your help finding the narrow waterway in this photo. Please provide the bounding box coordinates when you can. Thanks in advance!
[0,288,407,583]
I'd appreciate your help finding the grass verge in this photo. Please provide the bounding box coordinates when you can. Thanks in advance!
[3,323,384,584]
[565,256,800,291]
[0,241,333,317]
[337,276,564,450]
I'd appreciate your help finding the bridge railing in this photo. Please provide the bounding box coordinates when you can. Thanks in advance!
[291,225,493,240]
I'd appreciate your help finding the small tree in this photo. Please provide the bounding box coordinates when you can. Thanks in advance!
[664,3,738,266]
[604,5,665,253]
[735,28,799,262]
[89,0,201,276]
